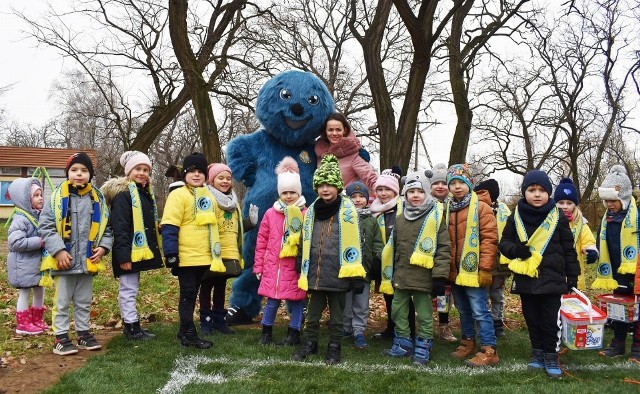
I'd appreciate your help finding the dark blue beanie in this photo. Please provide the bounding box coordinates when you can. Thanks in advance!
[553,177,579,205]
[521,170,552,196]
[345,181,369,202]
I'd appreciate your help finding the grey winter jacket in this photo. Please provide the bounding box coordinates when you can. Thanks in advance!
[7,178,43,288]
[39,183,113,276]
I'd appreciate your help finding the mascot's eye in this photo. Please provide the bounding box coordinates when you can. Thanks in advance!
[307,95,319,105]
[280,89,292,100]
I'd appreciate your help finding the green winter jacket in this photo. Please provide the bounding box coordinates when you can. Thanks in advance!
[359,211,384,282]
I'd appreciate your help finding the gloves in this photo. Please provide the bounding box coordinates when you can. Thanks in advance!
[585,249,598,264]
[249,204,259,225]
[165,255,179,269]
[513,242,532,260]
[478,270,493,287]
[432,278,447,297]
[351,280,366,295]
[567,278,578,293]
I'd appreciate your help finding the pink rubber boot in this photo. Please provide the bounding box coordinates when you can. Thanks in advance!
[31,306,49,331]
[16,309,44,335]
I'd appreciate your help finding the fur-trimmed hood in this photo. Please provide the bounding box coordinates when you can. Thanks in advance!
[101,177,131,206]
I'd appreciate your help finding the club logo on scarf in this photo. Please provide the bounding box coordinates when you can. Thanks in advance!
[419,238,434,253]
[291,217,302,232]
[598,263,611,276]
[213,242,221,257]
[133,231,145,247]
[382,265,393,281]
[197,196,212,211]
[623,246,636,260]
[343,247,360,263]
[462,252,479,272]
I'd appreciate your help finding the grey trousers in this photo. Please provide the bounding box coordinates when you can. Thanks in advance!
[52,274,93,335]
[343,283,370,336]
[118,272,141,324]
[487,276,506,321]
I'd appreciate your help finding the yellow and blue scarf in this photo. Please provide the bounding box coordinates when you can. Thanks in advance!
[298,197,365,290]
[128,181,162,262]
[191,186,225,272]
[448,192,482,287]
[379,203,443,295]
[592,198,638,290]
[497,201,512,265]
[280,203,304,258]
[376,199,403,241]
[507,206,559,278]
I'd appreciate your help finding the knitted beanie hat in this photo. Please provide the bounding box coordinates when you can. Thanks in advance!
[345,181,369,202]
[599,164,633,209]
[554,177,579,205]
[66,152,94,180]
[474,179,500,203]
[431,163,448,184]
[120,151,152,176]
[182,152,208,180]
[275,156,302,195]
[30,182,42,198]
[207,163,232,182]
[521,169,553,195]
[447,163,473,190]
[374,169,401,196]
[313,154,343,192]
[403,169,433,194]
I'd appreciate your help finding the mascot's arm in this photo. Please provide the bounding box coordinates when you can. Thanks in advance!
[227,133,258,187]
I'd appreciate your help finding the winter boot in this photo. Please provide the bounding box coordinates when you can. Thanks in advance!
[212,309,235,334]
[493,320,505,338]
[199,309,214,336]
[15,310,43,335]
[598,338,626,357]
[353,333,368,349]
[527,349,544,369]
[465,345,500,367]
[382,336,414,357]
[629,346,640,364]
[179,325,213,349]
[225,306,253,326]
[325,340,342,365]
[543,352,562,379]
[124,321,155,340]
[259,325,273,345]
[437,323,457,343]
[30,306,49,331]
[412,337,433,366]
[292,340,318,361]
[277,326,301,346]
[450,337,476,359]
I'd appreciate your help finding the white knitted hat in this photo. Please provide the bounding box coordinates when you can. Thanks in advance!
[276,156,302,195]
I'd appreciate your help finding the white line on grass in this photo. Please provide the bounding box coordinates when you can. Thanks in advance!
[157,356,638,393]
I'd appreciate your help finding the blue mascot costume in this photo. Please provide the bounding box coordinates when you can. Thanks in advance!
[225,70,335,324]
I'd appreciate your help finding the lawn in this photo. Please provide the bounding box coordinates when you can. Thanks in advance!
[1,221,639,393]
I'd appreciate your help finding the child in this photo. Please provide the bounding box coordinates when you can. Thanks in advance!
[594,165,639,363]
[554,177,598,290]
[499,170,579,378]
[199,163,257,336]
[474,179,512,338]
[430,163,457,343]
[292,154,366,365]
[370,167,415,340]
[343,181,384,349]
[102,151,163,340]
[39,152,113,355]
[446,164,499,367]
[381,170,451,366]
[254,157,306,346]
[7,178,46,335]
[161,152,221,349]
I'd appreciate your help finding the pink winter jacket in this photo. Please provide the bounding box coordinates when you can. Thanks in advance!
[254,206,306,301]
[314,132,378,191]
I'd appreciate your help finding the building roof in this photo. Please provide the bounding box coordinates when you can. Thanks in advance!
[0,146,97,169]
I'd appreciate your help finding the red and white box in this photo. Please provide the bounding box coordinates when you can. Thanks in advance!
[561,289,607,350]
[597,294,640,323]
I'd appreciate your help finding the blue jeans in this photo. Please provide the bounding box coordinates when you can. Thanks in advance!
[452,284,496,346]
[261,298,305,331]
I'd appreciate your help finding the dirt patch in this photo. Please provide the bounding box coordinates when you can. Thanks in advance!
[0,330,119,394]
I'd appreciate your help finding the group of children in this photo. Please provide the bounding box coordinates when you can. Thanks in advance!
[6,150,640,375]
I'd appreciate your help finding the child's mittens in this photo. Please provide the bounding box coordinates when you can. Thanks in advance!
[249,204,259,225]
[350,279,366,295]
[165,255,179,269]
[478,270,493,287]
[512,242,532,259]
[432,278,447,297]
[585,249,598,264]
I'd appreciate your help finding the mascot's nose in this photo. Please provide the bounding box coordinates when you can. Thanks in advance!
[291,103,304,116]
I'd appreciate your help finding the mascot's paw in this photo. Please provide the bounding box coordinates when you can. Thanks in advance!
[225,306,254,326]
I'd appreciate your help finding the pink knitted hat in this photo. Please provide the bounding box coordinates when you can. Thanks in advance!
[374,169,400,196]
[120,151,152,176]
[207,163,232,181]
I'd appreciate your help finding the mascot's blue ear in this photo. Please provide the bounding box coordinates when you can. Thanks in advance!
[358,147,370,163]
[255,70,335,147]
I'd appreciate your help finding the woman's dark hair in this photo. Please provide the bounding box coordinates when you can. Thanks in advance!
[320,112,351,142]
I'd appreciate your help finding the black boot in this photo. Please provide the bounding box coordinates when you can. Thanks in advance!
[277,327,301,346]
[494,320,506,338]
[292,340,318,361]
[225,306,253,326]
[132,321,155,340]
[199,309,214,336]
[325,340,342,365]
[212,309,235,334]
[179,325,213,349]
[259,325,273,345]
